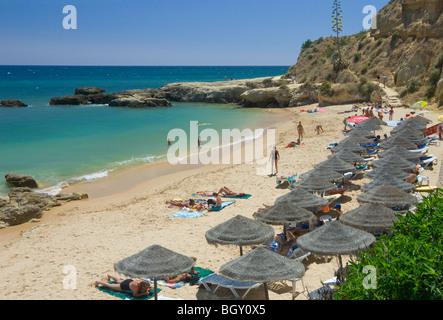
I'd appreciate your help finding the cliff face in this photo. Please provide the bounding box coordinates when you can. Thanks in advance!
[287,0,443,106]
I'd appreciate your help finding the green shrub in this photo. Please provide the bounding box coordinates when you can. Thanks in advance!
[334,189,443,300]
[320,81,332,95]
[401,77,422,97]
[301,39,313,51]
[361,65,369,75]
[354,52,362,63]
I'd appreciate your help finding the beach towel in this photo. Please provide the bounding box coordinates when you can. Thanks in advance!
[193,192,251,199]
[171,210,206,218]
[209,201,235,211]
[97,281,161,300]
[144,267,214,288]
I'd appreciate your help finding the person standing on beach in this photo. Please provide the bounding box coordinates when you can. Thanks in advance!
[297,122,305,141]
[389,106,394,121]
[382,75,387,88]
[269,146,280,175]
[198,136,201,148]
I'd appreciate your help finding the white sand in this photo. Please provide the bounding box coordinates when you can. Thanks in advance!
[0,97,441,301]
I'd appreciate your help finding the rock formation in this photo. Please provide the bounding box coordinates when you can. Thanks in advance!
[50,87,171,108]
[0,187,88,228]
[5,173,38,188]
[0,100,27,107]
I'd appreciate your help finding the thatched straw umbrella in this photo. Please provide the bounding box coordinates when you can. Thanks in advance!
[378,135,418,150]
[205,215,275,256]
[391,124,425,136]
[253,200,315,240]
[345,127,374,138]
[339,203,399,230]
[390,127,426,143]
[315,157,357,174]
[371,154,417,172]
[340,135,373,145]
[114,244,195,300]
[364,165,411,180]
[331,140,367,153]
[296,220,375,280]
[354,119,382,131]
[329,149,366,163]
[292,174,338,193]
[219,246,306,299]
[357,183,418,208]
[276,186,328,209]
[377,145,421,161]
[361,173,415,193]
[299,167,343,182]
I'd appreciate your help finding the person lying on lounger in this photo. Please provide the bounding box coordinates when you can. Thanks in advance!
[217,187,247,198]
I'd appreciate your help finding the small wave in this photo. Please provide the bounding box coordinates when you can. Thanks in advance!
[72,170,112,182]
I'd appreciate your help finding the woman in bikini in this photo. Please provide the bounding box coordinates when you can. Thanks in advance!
[95,275,153,297]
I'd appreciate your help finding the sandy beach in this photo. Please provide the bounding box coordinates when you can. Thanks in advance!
[1,89,442,301]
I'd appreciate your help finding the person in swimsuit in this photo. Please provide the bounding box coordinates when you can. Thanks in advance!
[269,146,280,175]
[297,122,305,141]
[218,186,247,198]
[207,192,223,210]
[95,275,153,297]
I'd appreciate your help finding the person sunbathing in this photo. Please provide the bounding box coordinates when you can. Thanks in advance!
[95,275,153,297]
[161,258,200,283]
[166,199,204,210]
[218,187,247,198]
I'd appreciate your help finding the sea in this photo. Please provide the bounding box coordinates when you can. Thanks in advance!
[0,66,289,196]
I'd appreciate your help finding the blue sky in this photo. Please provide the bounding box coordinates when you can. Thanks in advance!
[0,0,390,66]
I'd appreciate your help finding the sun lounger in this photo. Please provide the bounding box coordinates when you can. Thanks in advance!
[323,194,342,204]
[200,273,262,300]
[276,174,298,187]
[419,155,438,169]
[307,285,335,300]
[414,185,437,194]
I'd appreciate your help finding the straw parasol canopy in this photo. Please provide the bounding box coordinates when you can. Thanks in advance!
[299,167,343,182]
[339,203,399,230]
[315,156,357,173]
[378,135,418,150]
[357,183,418,207]
[361,173,415,192]
[377,145,421,161]
[219,246,305,299]
[276,186,328,209]
[114,244,195,300]
[340,135,373,145]
[354,119,382,131]
[296,220,375,280]
[328,149,366,163]
[345,127,374,138]
[364,165,412,180]
[403,116,432,126]
[296,220,375,256]
[292,174,338,192]
[205,215,275,256]
[390,126,426,142]
[391,123,425,136]
[371,154,417,171]
[331,140,367,153]
[253,200,316,236]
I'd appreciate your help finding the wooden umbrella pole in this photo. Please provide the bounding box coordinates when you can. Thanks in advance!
[263,282,269,300]
[240,245,243,256]
[154,277,158,300]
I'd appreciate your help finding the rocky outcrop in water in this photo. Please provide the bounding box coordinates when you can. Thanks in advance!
[5,173,38,188]
[0,100,27,107]
[50,87,171,108]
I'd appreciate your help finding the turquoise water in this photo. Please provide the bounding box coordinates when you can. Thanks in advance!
[0,66,288,195]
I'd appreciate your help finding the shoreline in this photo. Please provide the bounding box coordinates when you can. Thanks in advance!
[1,94,442,300]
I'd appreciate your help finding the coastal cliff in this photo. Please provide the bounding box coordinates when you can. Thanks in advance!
[287,0,443,106]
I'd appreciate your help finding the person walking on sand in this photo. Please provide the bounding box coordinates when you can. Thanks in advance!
[382,75,387,88]
[198,136,201,148]
[269,146,280,175]
[297,122,305,141]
